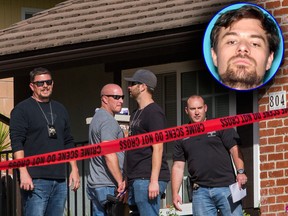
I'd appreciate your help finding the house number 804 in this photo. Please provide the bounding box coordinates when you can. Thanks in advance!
[269,91,286,110]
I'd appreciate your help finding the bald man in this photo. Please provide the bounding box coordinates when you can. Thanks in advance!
[86,84,126,216]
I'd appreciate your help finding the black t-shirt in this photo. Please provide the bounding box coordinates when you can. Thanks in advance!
[126,103,170,182]
[10,97,74,179]
[173,128,241,187]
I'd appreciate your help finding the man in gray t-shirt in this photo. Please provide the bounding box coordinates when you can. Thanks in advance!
[86,84,126,216]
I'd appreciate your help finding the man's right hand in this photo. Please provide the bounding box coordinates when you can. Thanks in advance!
[172,194,183,211]
[19,168,34,191]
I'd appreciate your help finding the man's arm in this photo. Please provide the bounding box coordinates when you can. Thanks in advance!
[104,153,125,193]
[69,160,80,191]
[230,145,247,186]
[14,150,34,191]
[149,143,163,200]
[171,161,185,211]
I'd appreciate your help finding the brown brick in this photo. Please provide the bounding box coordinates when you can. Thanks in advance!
[276,144,288,152]
[269,203,284,212]
[260,180,275,188]
[260,137,268,145]
[278,178,288,186]
[283,0,288,7]
[274,77,288,84]
[276,194,288,202]
[266,86,283,93]
[266,1,281,9]
[259,121,267,128]
[260,205,268,214]
[262,195,276,204]
[268,169,284,178]
[267,119,283,128]
[259,96,269,104]
[259,129,275,137]
[260,154,268,162]
[260,171,268,179]
[260,145,275,154]
[275,127,288,135]
[260,162,276,171]
[283,118,288,126]
[269,153,284,161]
[261,188,269,196]
[269,187,284,195]
[268,136,284,144]
[276,161,288,169]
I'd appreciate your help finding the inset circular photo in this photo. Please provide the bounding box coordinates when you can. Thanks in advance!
[203,3,284,91]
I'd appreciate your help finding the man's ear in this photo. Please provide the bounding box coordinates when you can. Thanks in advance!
[29,83,34,91]
[185,107,188,115]
[265,52,274,70]
[211,48,218,67]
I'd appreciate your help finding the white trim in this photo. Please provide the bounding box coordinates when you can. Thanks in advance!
[253,91,260,208]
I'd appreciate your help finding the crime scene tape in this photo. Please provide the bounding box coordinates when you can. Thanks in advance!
[1,108,288,171]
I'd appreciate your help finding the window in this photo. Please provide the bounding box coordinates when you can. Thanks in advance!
[181,70,231,124]
[21,7,43,20]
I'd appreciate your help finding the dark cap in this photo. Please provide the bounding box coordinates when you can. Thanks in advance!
[124,69,157,89]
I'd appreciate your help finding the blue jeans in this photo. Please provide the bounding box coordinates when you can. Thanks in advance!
[192,186,243,216]
[86,186,116,216]
[21,179,67,216]
[128,179,168,216]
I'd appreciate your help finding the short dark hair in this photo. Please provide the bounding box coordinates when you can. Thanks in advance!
[210,5,280,54]
[29,67,52,82]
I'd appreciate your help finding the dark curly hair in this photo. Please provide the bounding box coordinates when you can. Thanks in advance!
[210,5,280,54]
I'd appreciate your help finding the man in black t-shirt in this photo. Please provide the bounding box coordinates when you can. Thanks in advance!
[171,95,247,216]
[10,67,80,216]
[124,69,170,216]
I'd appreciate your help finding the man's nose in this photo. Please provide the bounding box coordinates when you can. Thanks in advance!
[236,40,250,55]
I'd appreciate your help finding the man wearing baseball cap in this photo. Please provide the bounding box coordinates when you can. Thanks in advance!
[124,69,170,216]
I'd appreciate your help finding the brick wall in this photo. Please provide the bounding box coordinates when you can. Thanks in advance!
[257,0,288,215]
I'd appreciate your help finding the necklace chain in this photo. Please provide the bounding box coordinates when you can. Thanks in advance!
[129,109,144,135]
[35,100,54,125]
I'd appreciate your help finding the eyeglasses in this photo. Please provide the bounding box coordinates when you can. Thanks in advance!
[130,81,142,86]
[102,95,125,100]
[32,80,53,87]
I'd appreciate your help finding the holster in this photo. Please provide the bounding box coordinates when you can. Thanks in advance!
[186,176,200,202]
[186,176,193,202]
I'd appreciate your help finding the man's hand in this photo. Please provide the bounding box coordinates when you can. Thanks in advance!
[19,169,34,191]
[236,173,248,188]
[69,168,80,191]
[172,194,183,211]
[148,181,159,200]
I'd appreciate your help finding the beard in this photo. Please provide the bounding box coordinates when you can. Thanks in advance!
[220,54,263,90]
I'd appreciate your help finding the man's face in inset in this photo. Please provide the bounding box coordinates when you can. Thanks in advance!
[211,18,274,90]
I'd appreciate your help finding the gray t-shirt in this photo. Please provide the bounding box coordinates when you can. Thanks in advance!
[87,108,124,188]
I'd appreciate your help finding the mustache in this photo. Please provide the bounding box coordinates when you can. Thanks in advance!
[228,53,257,65]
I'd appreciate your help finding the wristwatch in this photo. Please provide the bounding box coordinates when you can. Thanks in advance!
[237,169,245,174]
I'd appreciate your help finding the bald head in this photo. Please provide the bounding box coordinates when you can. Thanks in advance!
[100,84,124,115]
[101,84,123,96]
[185,95,207,123]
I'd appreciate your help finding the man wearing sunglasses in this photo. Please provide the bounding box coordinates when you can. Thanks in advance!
[86,84,127,216]
[10,67,80,216]
[124,69,170,216]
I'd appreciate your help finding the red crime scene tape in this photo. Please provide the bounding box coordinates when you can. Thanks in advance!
[1,108,288,171]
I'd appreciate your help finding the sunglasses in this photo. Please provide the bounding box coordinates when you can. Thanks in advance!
[103,95,125,100]
[130,81,143,86]
[32,79,53,87]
